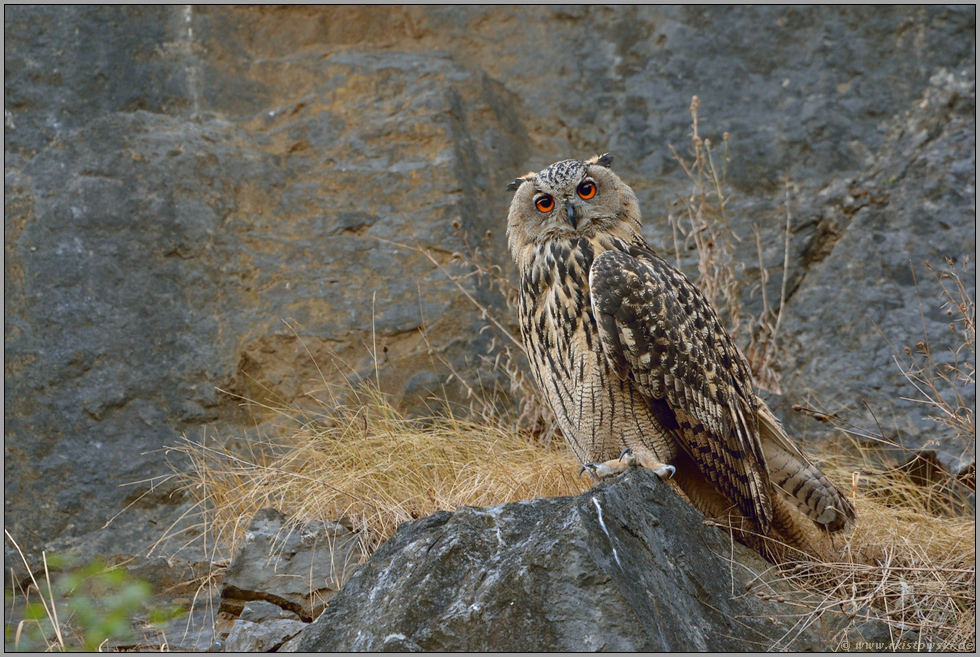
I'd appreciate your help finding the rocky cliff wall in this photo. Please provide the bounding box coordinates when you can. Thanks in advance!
[4,5,974,570]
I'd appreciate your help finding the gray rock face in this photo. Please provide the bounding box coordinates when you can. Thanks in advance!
[5,12,527,568]
[779,67,976,471]
[291,468,833,652]
[4,5,974,584]
[220,508,363,621]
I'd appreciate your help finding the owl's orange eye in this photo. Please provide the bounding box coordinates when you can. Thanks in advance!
[535,195,555,213]
[577,180,597,200]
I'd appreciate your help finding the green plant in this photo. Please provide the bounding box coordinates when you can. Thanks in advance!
[4,532,183,652]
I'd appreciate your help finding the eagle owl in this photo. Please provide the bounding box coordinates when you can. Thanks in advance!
[505,154,855,559]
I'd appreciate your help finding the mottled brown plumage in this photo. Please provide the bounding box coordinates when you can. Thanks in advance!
[506,154,855,559]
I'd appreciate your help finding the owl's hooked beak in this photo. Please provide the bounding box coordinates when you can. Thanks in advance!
[565,200,578,229]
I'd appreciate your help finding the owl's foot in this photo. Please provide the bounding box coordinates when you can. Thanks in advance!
[620,448,676,479]
[579,461,622,479]
[579,448,675,480]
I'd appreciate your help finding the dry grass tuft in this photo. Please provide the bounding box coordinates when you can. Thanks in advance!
[166,384,588,561]
[751,445,976,651]
[763,256,975,650]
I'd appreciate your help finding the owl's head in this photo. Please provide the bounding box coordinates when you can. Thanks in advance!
[505,154,642,267]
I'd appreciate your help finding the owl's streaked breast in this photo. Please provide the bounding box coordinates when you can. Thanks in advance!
[518,236,675,464]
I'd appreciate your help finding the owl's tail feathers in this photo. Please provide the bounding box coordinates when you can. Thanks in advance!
[757,400,857,534]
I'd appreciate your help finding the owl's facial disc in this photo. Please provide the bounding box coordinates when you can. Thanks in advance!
[530,163,597,232]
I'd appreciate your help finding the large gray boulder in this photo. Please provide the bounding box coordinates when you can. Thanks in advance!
[4,5,974,585]
[291,468,849,652]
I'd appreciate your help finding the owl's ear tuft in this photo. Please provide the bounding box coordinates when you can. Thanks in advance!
[589,153,614,168]
[506,173,536,192]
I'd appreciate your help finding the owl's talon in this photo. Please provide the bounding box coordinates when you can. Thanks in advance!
[579,462,618,480]
[618,448,638,467]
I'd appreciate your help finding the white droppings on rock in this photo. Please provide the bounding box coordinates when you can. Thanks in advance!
[592,496,621,568]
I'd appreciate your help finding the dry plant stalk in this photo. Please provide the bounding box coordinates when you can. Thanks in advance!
[665,99,973,648]
[752,447,976,651]
[668,95,790,393]
[890,257,975,458]
[4,530,66,652]
[380,223,558,442]
[668,96,740,331]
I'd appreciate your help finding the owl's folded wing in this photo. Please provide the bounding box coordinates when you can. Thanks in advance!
[589,246,773,531]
